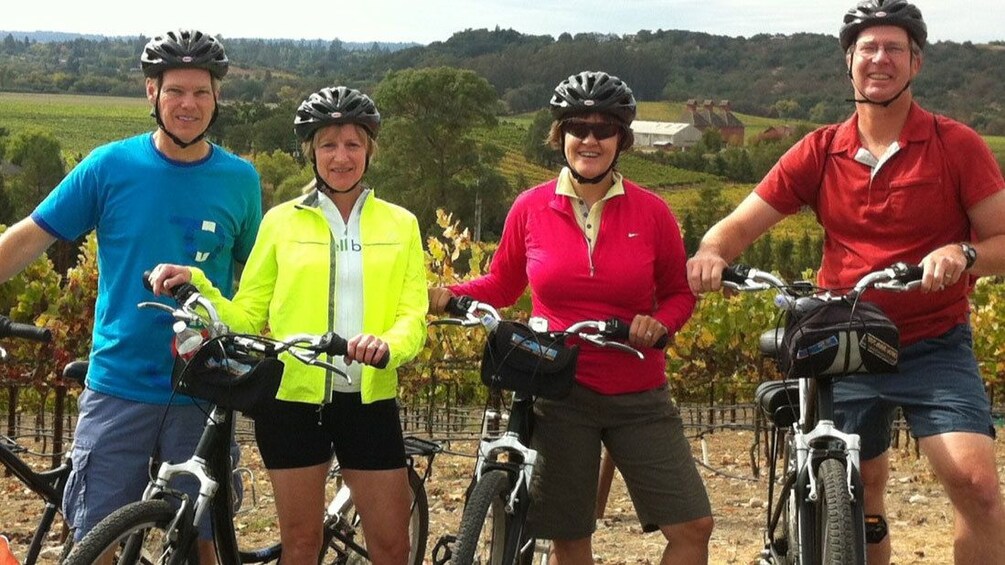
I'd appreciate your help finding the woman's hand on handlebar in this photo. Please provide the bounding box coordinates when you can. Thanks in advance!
[629,315,667,349]
[345,333,390,367]
[428,287,455,315]
[148,264,193,296]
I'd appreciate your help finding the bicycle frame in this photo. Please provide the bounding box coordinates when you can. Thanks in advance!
[0,322,82,565]
[434,297,647,565]
[727,263,920,565]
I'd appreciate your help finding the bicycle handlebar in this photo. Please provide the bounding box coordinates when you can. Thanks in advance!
[140,271,388,371]
[0,316,52,343]
[722,262,923,303]
[437,296,660,359]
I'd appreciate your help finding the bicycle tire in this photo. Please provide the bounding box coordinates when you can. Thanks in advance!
[63,499,197,565]
[451,469,511,565]
[815,458,860,565]
[333,466,429,565]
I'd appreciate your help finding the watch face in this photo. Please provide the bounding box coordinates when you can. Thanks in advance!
[962,243,977,268]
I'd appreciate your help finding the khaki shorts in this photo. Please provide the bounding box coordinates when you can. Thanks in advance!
[526,383,711,540]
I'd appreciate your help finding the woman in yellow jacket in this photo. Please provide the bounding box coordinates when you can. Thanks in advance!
[150,86,427,564]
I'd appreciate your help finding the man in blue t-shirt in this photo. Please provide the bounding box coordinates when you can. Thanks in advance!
[0,30,262,562]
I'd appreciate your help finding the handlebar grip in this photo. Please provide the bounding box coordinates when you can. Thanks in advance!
[721,264,750,285]
[0,317,52,342]
[605,319,670,349]
[894,264,924,283]
[444,295,472,317]
[142,270,198,302]
[318,333,390,370]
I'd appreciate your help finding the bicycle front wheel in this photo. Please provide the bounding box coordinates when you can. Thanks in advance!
[63,499,196,565]
[451,469,512,565]
[815,458,861,565]
[331,467,429,565]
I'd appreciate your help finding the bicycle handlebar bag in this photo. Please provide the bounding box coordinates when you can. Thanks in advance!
[481,321,579,400]
[779,298,899,379]
[172,335,284,418]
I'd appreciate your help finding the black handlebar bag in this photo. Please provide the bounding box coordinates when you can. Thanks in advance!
[172,335,284,418]
[779,299,899,379]
[481,321,579,400]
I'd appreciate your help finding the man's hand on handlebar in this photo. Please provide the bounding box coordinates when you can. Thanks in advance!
[686,250,731,295]
[148,264,194,297]
[918,243,970,293]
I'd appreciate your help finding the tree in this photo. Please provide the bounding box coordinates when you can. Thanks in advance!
[371,67,509,236]
[5,131,65,220]
[250,150,303,209]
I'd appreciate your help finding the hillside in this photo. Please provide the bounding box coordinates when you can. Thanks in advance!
[2,28,1003,134]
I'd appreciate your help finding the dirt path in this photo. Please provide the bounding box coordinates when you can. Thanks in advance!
[3,429,998,564]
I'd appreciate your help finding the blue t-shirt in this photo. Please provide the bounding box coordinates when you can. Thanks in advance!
[32,133,263,404]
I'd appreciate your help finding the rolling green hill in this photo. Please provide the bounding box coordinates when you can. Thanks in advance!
[0,92,150,157]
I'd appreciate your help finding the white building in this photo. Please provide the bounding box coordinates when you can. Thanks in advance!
[630,121,703,150]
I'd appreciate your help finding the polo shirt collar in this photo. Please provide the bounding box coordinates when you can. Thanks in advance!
[554,167,625,200]
[831,101,932,157]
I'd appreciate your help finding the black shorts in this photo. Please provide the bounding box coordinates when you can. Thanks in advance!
[254,392,406,470]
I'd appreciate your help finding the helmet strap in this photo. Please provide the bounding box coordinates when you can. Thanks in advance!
[312,160,365,195]
[845,51,915,108]
[561,138,619,185]
[153,85,218,149]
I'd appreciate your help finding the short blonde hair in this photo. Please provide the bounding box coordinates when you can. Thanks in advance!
[301,123,378,164]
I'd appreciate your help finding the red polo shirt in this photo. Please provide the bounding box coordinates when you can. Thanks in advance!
[756,102,1004,345]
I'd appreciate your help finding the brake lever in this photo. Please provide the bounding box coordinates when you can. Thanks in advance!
[578,334,644,360]
[429,317,478,327]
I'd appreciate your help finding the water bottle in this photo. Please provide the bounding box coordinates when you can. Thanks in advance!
[173,321,204,361]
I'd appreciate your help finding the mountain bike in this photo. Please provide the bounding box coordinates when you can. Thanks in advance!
[720,263,921,565]
[430,297,657,565]
[63,277,438,564]
[0,315,87,564]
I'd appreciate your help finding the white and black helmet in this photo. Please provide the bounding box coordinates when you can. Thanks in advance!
[141,29,229,79]
[294,86,381,142]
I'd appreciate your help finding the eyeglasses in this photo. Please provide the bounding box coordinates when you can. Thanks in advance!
[562,121,622,141]
[854,42,911,59]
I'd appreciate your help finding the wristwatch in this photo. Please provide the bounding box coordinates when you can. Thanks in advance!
[960,242,977,270]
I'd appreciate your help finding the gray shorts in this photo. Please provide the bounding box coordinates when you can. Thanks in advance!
[526,383,711,540]
[835,324,995,460]
[64,389,238,540]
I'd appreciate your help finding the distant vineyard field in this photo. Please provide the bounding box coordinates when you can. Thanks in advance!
[0,92,150,157]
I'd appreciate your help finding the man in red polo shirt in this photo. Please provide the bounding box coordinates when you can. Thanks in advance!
[687,1,1005,563]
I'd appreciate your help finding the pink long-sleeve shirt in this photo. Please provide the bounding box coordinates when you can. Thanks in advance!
[451,177,695,395]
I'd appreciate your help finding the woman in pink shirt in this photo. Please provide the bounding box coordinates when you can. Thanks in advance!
[430,71,713,564]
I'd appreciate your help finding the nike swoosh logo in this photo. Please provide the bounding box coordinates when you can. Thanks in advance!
[628,233,639,238]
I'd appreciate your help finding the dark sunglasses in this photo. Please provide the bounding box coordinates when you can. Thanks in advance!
[562,121,622,141]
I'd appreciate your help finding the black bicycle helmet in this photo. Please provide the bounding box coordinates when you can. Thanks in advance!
[549,71,637,125]
[141,29,229,79]
[839,0,927,52]
[294,86,381,142]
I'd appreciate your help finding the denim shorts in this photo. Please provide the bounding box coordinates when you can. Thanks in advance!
[64,389,238,540]
[834,324,995,460]
[526,383,711,539]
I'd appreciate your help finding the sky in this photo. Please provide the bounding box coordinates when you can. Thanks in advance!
[3,0,1002,45]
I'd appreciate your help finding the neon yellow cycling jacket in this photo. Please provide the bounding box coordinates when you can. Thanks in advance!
[190,189,428,405]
